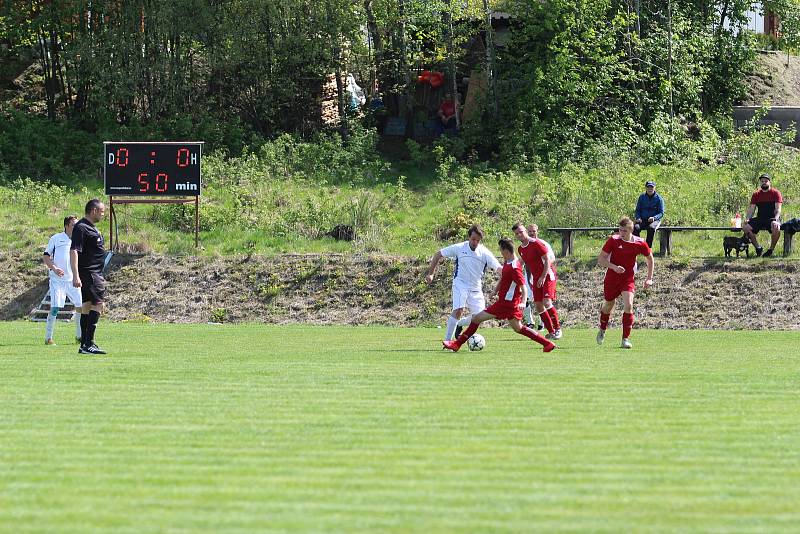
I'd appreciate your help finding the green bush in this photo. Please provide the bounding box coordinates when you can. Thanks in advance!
[0,177,69,212]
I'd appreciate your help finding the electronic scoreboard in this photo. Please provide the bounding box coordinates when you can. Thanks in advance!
[104,142,203,196]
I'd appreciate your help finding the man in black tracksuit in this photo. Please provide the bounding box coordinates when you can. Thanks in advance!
[70,199,108,355]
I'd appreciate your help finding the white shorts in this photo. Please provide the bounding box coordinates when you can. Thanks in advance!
[452,286,486,315]
[49,279,82,308]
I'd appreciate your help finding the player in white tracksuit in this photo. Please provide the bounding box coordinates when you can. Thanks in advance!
[42,216,82,345]
[425,224,502,341]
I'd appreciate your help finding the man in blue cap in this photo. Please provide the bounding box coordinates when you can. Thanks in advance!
[634,180,665,248]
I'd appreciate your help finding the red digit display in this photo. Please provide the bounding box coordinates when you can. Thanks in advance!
[177,148,190,168]
[155,172,169,193]
[138,172,149,192]
[117,148,129,167]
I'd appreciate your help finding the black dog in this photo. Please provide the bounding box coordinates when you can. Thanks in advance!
[723,235,750,258]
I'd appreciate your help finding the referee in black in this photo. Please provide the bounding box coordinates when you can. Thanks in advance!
[69,199,108,355]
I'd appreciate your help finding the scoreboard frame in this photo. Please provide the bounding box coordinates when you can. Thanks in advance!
[103,141,204,251]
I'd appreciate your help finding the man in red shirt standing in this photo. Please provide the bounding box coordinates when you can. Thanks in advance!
[597,217,654,349]
[512,222,562,340]
[443,238,555,353]
[743,173,783,257]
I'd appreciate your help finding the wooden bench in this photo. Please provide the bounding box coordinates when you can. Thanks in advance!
[547,227,616,257]
[547,226,795,257]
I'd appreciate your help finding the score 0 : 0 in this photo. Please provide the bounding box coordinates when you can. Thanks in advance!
[109,147,193,167]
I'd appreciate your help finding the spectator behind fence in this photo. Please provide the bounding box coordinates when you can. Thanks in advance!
[633,180,665,248]
[744,173,783,257]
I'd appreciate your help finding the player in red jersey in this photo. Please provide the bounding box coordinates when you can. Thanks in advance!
[443,238,555,353]
[512,222,561,340]
[596,217,654,349]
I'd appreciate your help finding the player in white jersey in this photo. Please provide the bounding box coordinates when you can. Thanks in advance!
[425,224,502,341]
[42,216,82,345]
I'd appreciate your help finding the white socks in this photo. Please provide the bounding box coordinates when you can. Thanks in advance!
[75,312,82,338]
[45,309,58,341]
[523,302,533,325]
[457,315,472,327]
[445,315,459,340]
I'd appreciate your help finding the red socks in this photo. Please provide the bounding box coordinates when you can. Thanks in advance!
[539,311,554,334]
[547,306,560,330]
[622,312,634,339]
[455,322,479,347]
[599,312,634,337]
[599,312,610,331]
[519,326,550,346]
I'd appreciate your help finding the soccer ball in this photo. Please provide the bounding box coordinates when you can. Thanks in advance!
[467,334,486,351]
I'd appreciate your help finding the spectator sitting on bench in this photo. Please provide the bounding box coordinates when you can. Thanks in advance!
[435,93,457,136]
[743,173,783,257]
[633,180,664,248]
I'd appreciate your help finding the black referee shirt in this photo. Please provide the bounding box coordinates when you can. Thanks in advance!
[70,217,106,272]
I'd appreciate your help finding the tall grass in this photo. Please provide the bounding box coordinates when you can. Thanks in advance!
[2,124,799,260]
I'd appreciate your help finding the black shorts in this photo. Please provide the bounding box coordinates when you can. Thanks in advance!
[79,270,106,304]
[747,218,778,233]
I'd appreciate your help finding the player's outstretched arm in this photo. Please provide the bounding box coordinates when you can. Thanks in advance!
[425,251,443,284]
[644,252,654,288]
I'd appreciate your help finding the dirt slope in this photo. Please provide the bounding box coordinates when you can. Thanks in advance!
[3,251,799,330]
[742,51,800,106]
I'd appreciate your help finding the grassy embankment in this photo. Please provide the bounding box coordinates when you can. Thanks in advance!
[2,150,798,262]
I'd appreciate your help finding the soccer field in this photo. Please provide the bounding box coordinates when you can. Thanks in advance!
[1,323,799,532]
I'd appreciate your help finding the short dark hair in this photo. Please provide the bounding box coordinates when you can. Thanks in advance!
[467,224,484,239]
[498,237,514,253]
[619,216,634,228]
[511,222,524,232]
[63,215,77,229]
[759,173,771,181]
[85,199,103,214]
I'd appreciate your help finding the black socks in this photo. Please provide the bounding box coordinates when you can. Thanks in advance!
[84,310,100,347]
[80,313,89,346]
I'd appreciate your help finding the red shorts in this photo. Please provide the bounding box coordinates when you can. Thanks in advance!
[485,301,523,321]
[531,277,557,302]
[603,274,635,301]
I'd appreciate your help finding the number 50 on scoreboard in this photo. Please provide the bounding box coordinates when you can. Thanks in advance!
[104,142,203,196]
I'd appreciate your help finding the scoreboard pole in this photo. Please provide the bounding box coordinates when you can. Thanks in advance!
[108,196,200,252]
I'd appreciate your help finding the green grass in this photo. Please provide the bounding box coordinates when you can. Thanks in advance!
[2,177,797,263]
[2,323,800,532]
[4,148,800,262]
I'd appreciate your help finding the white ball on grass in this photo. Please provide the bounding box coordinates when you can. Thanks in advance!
[467,334,485,351]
